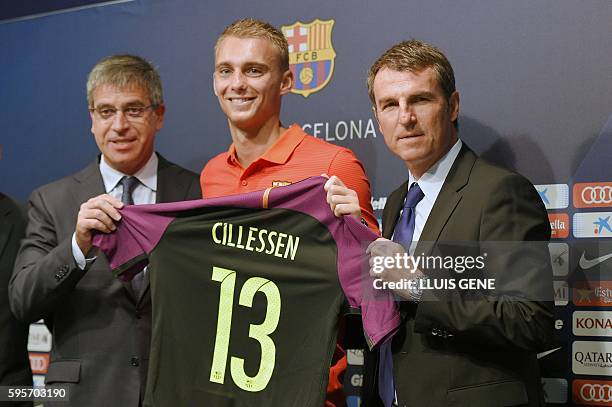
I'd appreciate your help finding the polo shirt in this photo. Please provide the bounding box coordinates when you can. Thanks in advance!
[201,124,378,232]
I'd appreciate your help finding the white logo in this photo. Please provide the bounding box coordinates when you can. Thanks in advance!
[549,243,569,276]
[573,341,612,375]
[347,349,364,366]
[573,311,612,336]
[554,281,568,306]
[350,374,363,387]
[580,252,612,269]
[573,212,612,238]
[580,383,612,403]
[535,184,569,209]
[537,347,562,360]
[27,323,52,352]
[541,378,568,403]
[582,186,612,205]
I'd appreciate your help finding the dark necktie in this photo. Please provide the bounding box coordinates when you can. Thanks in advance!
[120,176,139,206]
[392,182,425,250]
[379,182,424,407]
[119,176,145,294]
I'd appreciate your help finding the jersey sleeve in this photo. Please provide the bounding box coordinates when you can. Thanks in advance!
[337,217,401,349]
[268,176,399,349]
[92,205,175,281]
[327,148,379,234]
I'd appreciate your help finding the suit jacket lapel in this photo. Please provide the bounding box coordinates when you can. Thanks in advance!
[73,158,106,205]
[382,180,409,239]
[0,196,15,259]
[415,145,476,255]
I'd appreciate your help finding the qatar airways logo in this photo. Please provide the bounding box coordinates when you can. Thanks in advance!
[573,341,612,375]
[573,311,612,336]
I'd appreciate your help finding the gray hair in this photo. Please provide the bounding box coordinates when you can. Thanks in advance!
[86,54,163,107]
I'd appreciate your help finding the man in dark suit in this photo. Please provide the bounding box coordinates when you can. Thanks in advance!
[0,194,32,407]
[363,40,554,406]
[9,54,200,406]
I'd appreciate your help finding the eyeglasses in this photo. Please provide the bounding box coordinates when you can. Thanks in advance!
[89,104,157,121]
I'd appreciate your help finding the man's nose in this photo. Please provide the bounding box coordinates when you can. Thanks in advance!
[230,71,247,90]
[111,110,130,131]
[398,102,416,126]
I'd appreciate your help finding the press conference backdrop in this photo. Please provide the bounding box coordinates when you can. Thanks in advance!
[1,0,612,405]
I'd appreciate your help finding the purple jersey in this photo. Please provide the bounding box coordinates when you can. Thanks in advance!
[94,176,399,406]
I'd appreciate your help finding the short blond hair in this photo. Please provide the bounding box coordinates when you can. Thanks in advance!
[215,18,289,72]
[87,54,163,107]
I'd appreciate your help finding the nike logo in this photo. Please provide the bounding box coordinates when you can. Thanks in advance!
[579,252,612,269]
[537,347,562,359]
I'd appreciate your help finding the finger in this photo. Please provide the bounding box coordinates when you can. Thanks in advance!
[333,203,360,218]
[87,198,122,221]
[89,194,123,208]
[81,208,118,231]
[78,218,115,234]
[323,175,336,191]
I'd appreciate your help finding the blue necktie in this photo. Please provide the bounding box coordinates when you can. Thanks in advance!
[392,182,425,250]
[379,182,424,407]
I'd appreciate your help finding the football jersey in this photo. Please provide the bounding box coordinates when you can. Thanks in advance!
[94,176,399,407]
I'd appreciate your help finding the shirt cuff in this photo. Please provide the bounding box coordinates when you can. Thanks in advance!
[71,233,96,270]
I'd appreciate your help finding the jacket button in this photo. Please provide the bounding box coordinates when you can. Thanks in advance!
[130,357,140,367]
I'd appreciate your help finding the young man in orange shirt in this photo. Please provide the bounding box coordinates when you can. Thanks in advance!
[202,18,378,406]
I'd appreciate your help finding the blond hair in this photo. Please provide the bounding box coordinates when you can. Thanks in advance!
[216,18,289,71]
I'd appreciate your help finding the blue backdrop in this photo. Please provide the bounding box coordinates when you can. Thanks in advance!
[2,0,612,404]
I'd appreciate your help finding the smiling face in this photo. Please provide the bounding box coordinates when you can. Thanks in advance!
[90,83,164,175]
[213,36,293,134]
[372,67,459,178]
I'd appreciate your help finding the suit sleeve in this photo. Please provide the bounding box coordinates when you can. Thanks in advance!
[328,148,379,234]
[9,189,87,323]
[414,174,555,351]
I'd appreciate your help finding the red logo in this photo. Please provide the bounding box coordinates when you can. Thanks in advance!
[573,379,612,405]
[573,281,612,307]
[549,213,569,239]
[574,183,612,208]
[28,352,49,374]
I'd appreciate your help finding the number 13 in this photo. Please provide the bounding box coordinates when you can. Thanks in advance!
[209,266,282,392]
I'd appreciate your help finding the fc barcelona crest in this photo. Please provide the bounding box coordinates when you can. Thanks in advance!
[281,19,336,98]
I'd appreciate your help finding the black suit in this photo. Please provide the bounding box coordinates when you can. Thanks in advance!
[9,154,200,407]
[0,194,32,407]
[370,145,553,407]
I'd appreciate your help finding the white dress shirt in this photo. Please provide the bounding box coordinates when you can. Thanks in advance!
[71,153,158,269]
[401,139,462,254]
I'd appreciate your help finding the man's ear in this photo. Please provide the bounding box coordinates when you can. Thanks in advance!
[154,104,166,131]
[449,91,460,122]
[280,69,294,95]
[89,108,95,134]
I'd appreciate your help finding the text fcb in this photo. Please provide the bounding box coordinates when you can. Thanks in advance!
[573,380,612,405]
[574,182,612,208]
